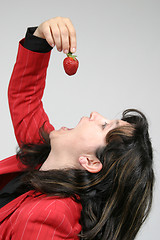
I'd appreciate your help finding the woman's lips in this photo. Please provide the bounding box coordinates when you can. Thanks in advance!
[60,127,73,131]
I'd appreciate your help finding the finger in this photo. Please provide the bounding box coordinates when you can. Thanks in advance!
[42,24,55,47]
[58,22,69,54]
[50,24,62,52]
[64,18,77,53]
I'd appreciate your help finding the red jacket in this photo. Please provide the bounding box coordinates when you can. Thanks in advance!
[0,40,82,239]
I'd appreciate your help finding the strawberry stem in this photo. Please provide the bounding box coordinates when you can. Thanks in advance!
[67,52,77,61]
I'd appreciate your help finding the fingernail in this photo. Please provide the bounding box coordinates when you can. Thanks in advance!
[51,43,54,47]
[72,48,76,53]
[64,49,68,54]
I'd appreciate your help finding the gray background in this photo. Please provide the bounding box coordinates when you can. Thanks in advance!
[0,0,159,239]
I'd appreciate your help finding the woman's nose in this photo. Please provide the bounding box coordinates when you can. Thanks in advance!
[90,112,110,123]
[90,112,100,121]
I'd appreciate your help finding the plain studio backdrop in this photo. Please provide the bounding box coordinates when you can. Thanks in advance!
[0,0,159,239]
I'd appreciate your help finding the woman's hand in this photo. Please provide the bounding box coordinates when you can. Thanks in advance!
[33,17,76,54]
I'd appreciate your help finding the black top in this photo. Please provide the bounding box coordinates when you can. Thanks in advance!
[0,173,26,208]
[23,27,53,53]
[0,26,52,209]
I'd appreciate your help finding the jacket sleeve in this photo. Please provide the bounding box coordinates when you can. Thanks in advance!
[8,39,54,146]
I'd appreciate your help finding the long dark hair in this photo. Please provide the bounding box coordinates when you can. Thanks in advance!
[17,109,154,240]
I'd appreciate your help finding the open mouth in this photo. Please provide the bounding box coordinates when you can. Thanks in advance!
[60,127,73,131]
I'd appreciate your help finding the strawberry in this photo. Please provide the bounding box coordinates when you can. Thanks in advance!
[63,52,79,76]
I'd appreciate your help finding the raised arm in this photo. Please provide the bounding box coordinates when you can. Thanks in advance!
[8,17,77,146]
[8,40,54,146]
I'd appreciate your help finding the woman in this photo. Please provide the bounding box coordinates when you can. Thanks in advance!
[0,17,154,240]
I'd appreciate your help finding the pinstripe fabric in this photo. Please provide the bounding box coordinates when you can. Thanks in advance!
[0,40,82,239]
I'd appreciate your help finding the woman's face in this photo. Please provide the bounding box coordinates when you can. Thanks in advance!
[50,112,128,156]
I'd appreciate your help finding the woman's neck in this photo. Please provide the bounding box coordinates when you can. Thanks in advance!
[39,151,80,171]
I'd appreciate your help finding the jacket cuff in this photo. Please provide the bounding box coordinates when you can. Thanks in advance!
[23,27,53,53]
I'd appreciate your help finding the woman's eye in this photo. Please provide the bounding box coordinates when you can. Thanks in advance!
[102,122,107,129]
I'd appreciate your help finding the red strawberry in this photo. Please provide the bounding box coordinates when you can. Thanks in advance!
[63,52,79,76]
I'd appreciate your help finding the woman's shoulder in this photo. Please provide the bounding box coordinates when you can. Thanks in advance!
[1,191,82,239]
[23,192,82,237]
[25,191,82,224]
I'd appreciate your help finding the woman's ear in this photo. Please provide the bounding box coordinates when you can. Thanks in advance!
[79,155,102,173]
